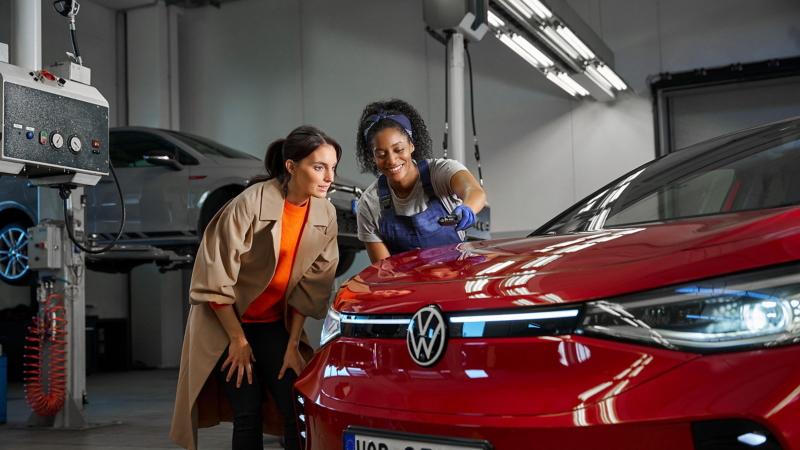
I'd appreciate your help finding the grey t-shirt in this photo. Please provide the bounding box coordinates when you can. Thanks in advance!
[357,158,469,243]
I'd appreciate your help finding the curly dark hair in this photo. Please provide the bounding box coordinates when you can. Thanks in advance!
[355,99,433,177]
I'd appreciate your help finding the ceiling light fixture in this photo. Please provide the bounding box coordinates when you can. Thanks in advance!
[557,72,590,96]
[541,26,580,60]
[555,25,595,60]
[520,0,553,20]
[511,34,554,67]
[545,71,589,97]
[487,11,505,28]
[584,64,614,91]
[505,0,534,19]
[499,34,545,68]
[597,64,628,90]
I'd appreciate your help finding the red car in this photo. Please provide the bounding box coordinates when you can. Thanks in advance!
[295,117,800,450]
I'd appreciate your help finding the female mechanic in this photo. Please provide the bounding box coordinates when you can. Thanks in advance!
[171,126,341,450]
[355,99,486,263]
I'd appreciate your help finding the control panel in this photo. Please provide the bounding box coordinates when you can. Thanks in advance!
[28,224,63,270]
[0,61,108,183]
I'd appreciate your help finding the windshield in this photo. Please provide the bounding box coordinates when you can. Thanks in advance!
[163,130,260,160]
[536,118,800,235]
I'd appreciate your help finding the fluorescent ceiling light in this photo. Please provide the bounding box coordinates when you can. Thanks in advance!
[584,64,614,91]
[557,72,590,96]
[487,11,505,28]
[542,26,580,60]
[556,25,595,60]
[511,34,554,67]
[521,0,553,20]
[597,64,628,90]
[506,0,534,19]
[499,34,545,68]
[546,71,585,97]
[450,309,580,323]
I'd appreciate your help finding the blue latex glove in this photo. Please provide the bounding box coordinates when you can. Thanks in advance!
[453,205,476,231]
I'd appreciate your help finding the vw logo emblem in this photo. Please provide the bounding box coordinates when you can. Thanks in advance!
[407,305,448,367]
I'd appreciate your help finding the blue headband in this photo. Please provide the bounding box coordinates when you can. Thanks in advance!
[363,109,414,143]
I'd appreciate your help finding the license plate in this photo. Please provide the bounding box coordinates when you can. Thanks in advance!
[343,426,493,450]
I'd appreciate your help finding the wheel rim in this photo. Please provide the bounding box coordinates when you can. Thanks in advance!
[0,227,29,280]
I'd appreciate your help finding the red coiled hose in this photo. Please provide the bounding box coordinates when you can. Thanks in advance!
[23,294,69,416]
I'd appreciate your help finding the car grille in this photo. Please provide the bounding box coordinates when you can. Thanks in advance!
[340,305,582,339]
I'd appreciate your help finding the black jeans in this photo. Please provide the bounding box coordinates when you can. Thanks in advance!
[213,321,300,450]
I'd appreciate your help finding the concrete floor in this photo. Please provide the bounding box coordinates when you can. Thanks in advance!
[1,370,284,449]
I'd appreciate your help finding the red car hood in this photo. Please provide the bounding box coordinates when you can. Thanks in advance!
[337,207,800,314]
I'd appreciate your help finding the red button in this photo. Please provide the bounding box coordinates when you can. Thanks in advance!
[40,70,56,81]
[92,140,99,148]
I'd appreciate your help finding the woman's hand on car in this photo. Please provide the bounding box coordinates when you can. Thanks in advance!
[279,343,306,379]
[221,336,256,388]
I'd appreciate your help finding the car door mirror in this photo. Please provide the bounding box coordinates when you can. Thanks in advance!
[144,151,183,171]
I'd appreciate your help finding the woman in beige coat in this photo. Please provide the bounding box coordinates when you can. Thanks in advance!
[170,126,341,450]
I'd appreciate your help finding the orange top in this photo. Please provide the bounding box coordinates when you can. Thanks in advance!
[211,199,309,322]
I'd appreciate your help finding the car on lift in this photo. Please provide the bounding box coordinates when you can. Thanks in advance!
[0,127,364,286]
[299,117,800,450]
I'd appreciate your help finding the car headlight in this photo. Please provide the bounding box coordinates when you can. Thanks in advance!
[319,305,341,348]
[576,263,800,353]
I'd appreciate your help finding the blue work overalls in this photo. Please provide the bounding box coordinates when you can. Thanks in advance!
[378,160,464,255]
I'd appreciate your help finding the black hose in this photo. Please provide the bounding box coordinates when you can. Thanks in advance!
[62,162,126,254]
[69,28,81,63]
[464,44,483,186]
[443,33,450,159]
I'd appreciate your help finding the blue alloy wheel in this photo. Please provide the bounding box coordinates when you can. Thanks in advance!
[0,224,32,285]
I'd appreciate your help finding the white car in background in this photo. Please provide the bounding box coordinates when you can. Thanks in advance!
[0,127,364,285]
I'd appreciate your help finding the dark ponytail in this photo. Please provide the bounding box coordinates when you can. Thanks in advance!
[249,125,342,188]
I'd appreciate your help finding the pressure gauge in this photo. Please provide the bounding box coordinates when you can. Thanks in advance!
[50,132,64,150]
[68,135,82,154]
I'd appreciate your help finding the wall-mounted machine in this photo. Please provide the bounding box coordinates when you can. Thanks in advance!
[0,61,109,187]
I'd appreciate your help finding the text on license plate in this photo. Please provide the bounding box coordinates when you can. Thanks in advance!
[344,431,485,450]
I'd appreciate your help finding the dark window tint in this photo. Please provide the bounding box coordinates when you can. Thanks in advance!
[161,130,259,160]
[178,151,198,165]
[537,119,800,235]
[110,132,179,168]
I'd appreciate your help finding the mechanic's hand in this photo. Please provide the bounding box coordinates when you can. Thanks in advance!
[279,344,306,379]
[453,205,476,231]
[221,337,256,388]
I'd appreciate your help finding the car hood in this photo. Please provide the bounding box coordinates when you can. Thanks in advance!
[337,207,800,314]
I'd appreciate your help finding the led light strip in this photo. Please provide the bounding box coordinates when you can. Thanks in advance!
[450,309,580,323]
[341,317,411,325]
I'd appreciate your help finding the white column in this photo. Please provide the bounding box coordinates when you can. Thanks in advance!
[10,0,42,71]
[447,33,465,164]
[127,1,180,130]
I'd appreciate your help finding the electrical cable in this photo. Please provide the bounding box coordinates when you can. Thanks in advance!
[53,0,82,65]
[69,28,81,64]
[60,161,126,254]
[464,44,484,186]
[443,33,450,159]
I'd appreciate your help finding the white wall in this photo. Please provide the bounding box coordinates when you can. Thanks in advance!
[177,0,800,241]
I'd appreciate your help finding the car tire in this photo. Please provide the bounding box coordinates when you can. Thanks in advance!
[0,221,36,286]
[336,250,357,278]
[199,187,244,239]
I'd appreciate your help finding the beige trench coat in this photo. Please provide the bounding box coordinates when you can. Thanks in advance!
[170,178,339,450]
